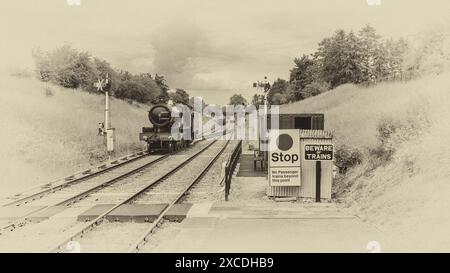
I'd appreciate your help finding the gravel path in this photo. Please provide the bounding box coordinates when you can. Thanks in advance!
[184,140,240,203]
[134,140,229,204]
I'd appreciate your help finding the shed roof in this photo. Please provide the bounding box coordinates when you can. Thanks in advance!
[298,130,333,139]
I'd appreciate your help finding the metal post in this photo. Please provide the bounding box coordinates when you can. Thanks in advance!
[225,166,229,201]
[315,161,321,202]
[261,105,267,171]
[105,91,110,130]
[95,76,114,154]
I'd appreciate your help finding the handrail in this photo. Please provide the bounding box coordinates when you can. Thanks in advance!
[224,141,242,201]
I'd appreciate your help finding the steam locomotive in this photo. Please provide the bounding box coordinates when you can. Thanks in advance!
[139,103,195,153]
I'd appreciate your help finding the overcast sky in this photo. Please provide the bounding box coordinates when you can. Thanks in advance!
[1,0,449,104]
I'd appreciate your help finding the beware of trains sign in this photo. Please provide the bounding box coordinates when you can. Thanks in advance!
[304,144,334,161]
[268,129,301,187]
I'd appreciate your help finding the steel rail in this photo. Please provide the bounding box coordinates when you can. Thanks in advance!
[1,151,150,207]
[50,139,220,253]
[2,119,231,207]
[0,154,170,233]
[128,140,231,253]
[1,134,224,232]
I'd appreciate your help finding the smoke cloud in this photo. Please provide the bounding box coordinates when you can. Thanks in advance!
[150,20,212,89]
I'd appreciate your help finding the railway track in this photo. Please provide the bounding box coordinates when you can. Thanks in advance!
[0,130,222,209]
[51,139,230,253]
[135,140,240,253]
[0,150,149,207]
[131,140,240,253]
[0,139,218,252]
[0,132,224,235]
[0,153,168,234]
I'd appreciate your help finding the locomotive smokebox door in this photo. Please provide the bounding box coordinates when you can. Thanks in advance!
[106,128,116,152]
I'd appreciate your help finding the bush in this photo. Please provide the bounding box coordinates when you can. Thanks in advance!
[376,113,427,155]
[32,46,97,89]
[32,46,165,105]
[300,81,330,98]
[335,145,363,174]
[115,80,158,104]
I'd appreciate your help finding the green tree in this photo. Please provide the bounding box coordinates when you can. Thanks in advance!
[229,94,248,106]
[55,46,97,89]
[267,78,290,105]
[119,70,133,81]
[384,38,409,80]
[289,56,315,87]
[300,81,330,99]
[93,58,119,92]
[289,55,323,100]
[115,80,156,104]
[358,25,383,83]
[315,29,365,87]
[170,88,190,105]
[251,94,265,109]
[31,46,179,105]
[134,73,162,102]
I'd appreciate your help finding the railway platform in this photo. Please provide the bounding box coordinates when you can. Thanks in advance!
[235,140,266,178]
[145,202,386,253]
[143,167,388,253]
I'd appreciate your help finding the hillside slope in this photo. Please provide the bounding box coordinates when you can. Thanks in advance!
[0,73,149,198]
[280,73,450,251]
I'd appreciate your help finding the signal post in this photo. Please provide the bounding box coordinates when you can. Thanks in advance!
[95,74,115,153]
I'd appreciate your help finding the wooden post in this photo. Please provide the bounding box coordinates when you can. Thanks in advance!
[315,161,321,202]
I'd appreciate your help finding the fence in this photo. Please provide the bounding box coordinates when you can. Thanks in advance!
[224,141,242,201]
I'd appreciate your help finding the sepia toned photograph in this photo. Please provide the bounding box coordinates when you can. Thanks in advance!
[0,0,449,261]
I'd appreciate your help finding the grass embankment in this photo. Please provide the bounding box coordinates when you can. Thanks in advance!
[0,73,148,198]
[281,73,450,251]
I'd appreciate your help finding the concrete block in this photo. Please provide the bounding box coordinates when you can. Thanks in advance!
[26,206,67,222]
[77,204,115,222]
[164,203,193,222]
[106,204,168,223]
